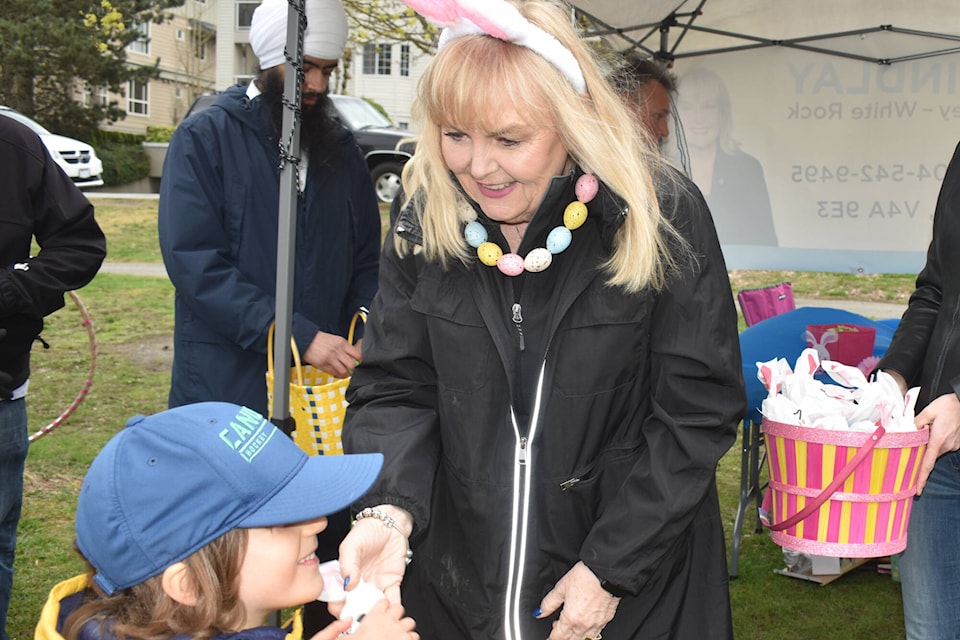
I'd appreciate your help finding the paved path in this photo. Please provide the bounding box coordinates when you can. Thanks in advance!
[97,262,909,319]
[99,262,168,278]
[793,297,905,320]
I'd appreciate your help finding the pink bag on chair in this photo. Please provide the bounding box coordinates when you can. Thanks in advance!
[737,282,795,326]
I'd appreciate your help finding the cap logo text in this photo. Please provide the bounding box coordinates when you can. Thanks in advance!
[218,406,277,462]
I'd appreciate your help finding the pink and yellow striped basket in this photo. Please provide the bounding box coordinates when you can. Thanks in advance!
[762,417,928,557]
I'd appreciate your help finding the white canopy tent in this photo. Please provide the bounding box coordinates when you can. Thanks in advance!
[567,0,960,272]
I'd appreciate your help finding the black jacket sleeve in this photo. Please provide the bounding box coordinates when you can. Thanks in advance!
[0,117,106,395]
[581,172,745,589]
[878,141,960,386]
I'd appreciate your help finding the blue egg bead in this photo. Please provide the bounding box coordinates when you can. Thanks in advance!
[546,226,573,254]
[464,221,487,248]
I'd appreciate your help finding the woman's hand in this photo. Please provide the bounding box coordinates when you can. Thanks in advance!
[338,505,413,605]
[303,331,362,378]
[914,392,960,494]
[535,561,620,640]
[312,600,418,640]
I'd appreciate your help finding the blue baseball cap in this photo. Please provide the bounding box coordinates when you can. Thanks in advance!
[75,402,382,595]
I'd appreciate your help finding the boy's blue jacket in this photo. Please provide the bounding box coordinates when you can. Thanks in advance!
[35,575,303,640]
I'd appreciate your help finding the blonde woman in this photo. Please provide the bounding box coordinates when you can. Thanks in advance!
[340,2,745,638]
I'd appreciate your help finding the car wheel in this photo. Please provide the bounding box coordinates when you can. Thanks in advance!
[371,161,403,204]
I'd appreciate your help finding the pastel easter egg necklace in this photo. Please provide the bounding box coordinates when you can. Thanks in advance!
[464,173,598,276]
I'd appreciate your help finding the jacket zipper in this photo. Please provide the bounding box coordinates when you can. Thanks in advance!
[504,362,546,640]
[512,303,525,352]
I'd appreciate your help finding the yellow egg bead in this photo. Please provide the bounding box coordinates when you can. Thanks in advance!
[563,201,588,230]
[477,242,503,266]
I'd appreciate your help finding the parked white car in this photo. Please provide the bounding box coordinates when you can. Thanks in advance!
[0,105,104,188]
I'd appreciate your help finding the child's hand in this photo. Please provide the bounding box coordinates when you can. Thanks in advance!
[351,599,419,639]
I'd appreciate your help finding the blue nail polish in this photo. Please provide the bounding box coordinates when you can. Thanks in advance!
[531,607,542,618]
[343,576,351,588]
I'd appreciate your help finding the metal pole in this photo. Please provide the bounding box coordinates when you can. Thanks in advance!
[270,0,305,435]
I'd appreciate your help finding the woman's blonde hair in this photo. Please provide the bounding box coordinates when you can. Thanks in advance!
[400,0,681,292]
[63,529,248,640]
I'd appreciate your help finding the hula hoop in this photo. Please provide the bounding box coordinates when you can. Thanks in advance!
[28,290,97,442]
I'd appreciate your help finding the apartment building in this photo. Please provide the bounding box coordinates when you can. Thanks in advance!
[105,0,218,134]
[108,0,429,135]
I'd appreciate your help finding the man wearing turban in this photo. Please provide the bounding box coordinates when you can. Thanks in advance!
[157,3,381,631]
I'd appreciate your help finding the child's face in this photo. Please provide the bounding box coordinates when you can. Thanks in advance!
[237,517,329,627]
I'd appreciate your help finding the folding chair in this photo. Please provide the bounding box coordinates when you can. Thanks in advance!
[730,282,795,578]
[737,281,795,326]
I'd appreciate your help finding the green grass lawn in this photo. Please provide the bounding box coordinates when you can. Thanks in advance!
[6,197,918,640]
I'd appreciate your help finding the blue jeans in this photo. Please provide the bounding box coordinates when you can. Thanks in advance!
[0,399,27,640]
[900,449,960,640]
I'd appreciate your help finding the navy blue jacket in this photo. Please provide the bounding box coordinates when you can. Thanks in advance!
[158,84,381,414]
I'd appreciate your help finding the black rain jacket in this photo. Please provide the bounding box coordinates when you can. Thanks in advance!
[879,140,960,410]
[0,117,105,399]
[344,166,745,639]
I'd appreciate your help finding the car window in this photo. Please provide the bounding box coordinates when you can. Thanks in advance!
[330,97,393,130]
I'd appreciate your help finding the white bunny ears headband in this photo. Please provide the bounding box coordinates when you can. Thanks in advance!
[402,0,587,95]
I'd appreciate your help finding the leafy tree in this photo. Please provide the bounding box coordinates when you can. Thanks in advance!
[0,0,183,139]
[344,0,439,56]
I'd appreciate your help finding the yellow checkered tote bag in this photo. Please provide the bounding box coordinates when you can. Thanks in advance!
[266,312,365,456]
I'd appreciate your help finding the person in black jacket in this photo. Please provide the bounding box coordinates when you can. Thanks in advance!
[878,140,960,640]
[337,2,745,639]
[0,113,106,640]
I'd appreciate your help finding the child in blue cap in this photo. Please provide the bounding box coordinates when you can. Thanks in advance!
[34,402,418,640]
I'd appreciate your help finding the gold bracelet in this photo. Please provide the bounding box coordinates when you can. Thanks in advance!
[353,507,414,565]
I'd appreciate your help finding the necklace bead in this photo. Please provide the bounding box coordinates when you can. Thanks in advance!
[465,173,597,277]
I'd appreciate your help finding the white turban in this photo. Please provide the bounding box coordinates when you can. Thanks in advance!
[250,0,349,70]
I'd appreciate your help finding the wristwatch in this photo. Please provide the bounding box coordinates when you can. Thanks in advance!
[598,578,629,598]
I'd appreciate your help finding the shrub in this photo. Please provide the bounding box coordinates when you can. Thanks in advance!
[92,130,149,186]
[145,125,175,143]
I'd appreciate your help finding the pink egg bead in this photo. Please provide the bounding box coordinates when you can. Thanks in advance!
[575,173,599,203]
[497,253,525,276]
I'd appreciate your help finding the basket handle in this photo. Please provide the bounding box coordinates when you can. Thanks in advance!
[348,310,367,344]
[762,424,885,531]
[267,322,306,387]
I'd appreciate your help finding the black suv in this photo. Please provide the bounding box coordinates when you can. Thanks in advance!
[183,93,413,203]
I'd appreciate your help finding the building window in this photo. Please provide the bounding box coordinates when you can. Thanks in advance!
[128,79,149,115]
[82,86,109,108]
[176,28,185,41]
[400,44,410,77]
[196,40,207,60]
[237,1,258,29]
[128,21,149,55]
[362,43,392,75]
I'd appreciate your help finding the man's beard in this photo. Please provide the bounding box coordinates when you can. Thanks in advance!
[259,67,340,165]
